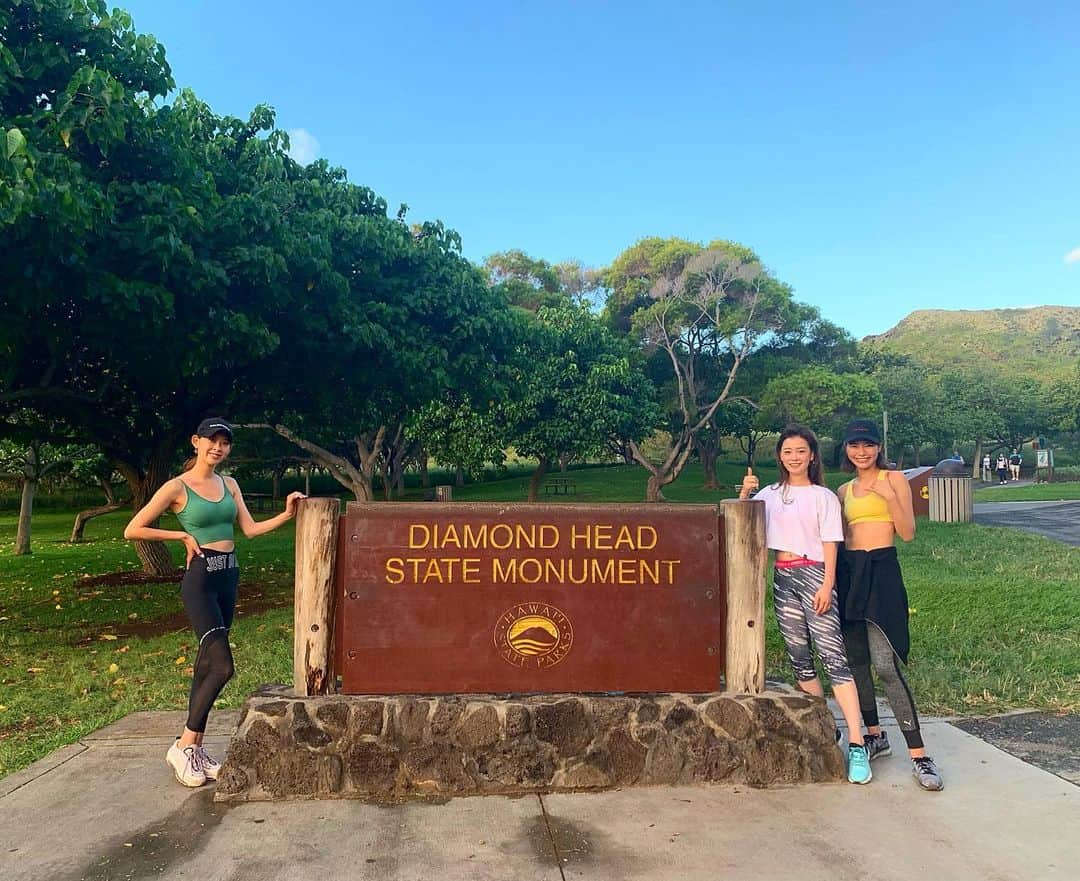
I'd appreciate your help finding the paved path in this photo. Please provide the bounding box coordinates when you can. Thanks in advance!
[2,709,1078,881]
[973,499,1080,546]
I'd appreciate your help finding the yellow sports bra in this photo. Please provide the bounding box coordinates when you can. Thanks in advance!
[844,471,894,525]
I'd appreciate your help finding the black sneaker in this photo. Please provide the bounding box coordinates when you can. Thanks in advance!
[912,756,944,791]
[864,731,891,761]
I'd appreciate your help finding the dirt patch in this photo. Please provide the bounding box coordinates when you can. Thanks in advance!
[69,582,292,644]
[952,711,1080,785]
[76,569,184,588]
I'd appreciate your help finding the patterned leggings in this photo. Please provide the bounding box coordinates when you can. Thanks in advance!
[773,563,853,686]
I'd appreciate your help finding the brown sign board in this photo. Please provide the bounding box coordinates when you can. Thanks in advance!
[333,503,724,694]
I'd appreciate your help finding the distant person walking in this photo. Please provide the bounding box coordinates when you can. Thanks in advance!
[125,419,305,787]
[981,453,992,482]
[1009,449,1022,481]
[740,425,872,784]
[996,454,1009,485]
[835,418,944,791]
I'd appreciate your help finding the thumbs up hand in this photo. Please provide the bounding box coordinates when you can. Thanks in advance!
[739,466,759,499]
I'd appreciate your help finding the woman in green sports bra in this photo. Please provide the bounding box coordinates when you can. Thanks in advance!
[836,418,944,792]
[124,418,306,788]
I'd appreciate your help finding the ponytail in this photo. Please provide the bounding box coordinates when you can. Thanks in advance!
[182,456,197,472]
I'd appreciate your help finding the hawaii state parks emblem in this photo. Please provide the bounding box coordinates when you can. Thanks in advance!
[920,485,930,500]
[493,602,574,669]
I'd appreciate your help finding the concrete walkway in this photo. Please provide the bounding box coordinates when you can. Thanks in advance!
[2,709,1077,881]
[973,499,1080,546]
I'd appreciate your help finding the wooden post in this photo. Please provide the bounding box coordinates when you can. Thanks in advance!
[721,498,766,693]
[294,497,341,696]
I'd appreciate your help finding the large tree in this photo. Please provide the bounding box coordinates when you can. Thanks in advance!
[0,3,419,570]
[604,238,817,500]
[505,305,659,500]
[250,218,516,502]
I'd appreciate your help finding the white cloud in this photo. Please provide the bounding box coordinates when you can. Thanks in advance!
[1064,247,1080,264]
[287,128,320,166]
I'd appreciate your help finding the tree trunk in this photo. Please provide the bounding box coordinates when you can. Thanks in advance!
[971,439,982,480]
[71,503,123,542]
[527,457,551,502]
[419,452,430,489]
[645,473,672,502]
[71,478,122,542]
[694,437,719,490]
[631,432,695,502]
[895,450,906,470]
[455,466,465,488]
[271,465,283,500]
[558,453,570,474]
[116,447,183,576]
[14,477,35,555]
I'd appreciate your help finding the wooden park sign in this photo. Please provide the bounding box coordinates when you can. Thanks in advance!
[293,499,766,697]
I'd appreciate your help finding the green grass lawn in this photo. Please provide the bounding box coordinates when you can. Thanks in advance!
[2,462,1077,778]
[974,482,1080,502]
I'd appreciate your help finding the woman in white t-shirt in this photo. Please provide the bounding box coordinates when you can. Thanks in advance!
[739,425,871,784]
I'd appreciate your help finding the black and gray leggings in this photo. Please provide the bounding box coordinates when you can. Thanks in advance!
[842,619,923,750]
[180,549,238,733]
[773,564,853,687]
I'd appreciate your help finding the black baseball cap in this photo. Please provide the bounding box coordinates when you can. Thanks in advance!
[195,418,234,441]
[842,419,881,446]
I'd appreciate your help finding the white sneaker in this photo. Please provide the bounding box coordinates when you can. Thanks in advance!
[195,745,221,781]
[166,741,206,787]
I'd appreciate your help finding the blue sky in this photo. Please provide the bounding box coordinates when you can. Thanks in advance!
[119,0,1080,337]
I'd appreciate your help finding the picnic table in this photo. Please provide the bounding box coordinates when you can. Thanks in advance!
[544,477,577,495]
[245,493,281,512]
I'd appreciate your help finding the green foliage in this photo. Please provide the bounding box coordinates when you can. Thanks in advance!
[757,365,881,436]
[0,1,515,522]
[863,306,1080,385]
[503,305,659,476]
[411,399,507,479]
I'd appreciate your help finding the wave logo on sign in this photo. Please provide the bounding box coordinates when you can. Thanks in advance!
[494,603,573,669]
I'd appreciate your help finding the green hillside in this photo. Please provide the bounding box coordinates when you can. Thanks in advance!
[862,305,1080,383]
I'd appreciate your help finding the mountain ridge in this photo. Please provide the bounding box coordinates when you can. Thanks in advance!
[861,305,1080,382]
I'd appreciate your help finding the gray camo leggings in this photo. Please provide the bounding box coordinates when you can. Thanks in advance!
[773,563,853,686]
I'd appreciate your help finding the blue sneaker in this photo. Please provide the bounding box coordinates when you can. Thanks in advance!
[847,743,872,784]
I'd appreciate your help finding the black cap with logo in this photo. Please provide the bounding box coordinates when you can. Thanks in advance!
[195,418,234,441]
[841,419,881,446]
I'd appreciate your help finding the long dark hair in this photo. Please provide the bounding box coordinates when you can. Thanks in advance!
[775,424,824,487]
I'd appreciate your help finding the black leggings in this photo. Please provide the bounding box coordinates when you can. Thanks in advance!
[180,549,238,733]
[842,619,923,749]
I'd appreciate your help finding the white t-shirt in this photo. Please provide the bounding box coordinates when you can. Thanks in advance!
[755,483,844,562]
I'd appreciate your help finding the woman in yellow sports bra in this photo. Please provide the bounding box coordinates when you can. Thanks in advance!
[836,419,944,791]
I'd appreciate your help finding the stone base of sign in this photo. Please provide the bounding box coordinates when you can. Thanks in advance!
[213,685,845,803]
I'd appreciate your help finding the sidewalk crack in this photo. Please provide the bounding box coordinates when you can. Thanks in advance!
[1,742,89,799]
[538,793,567,881]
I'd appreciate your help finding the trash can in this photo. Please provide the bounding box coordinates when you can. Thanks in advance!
[435,484,453,502]
[927,459,972,523]
[902,466,934,518]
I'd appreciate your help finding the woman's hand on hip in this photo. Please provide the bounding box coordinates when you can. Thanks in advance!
[182,534,203,567]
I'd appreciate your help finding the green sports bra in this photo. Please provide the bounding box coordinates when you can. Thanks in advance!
[175,477,237,545]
